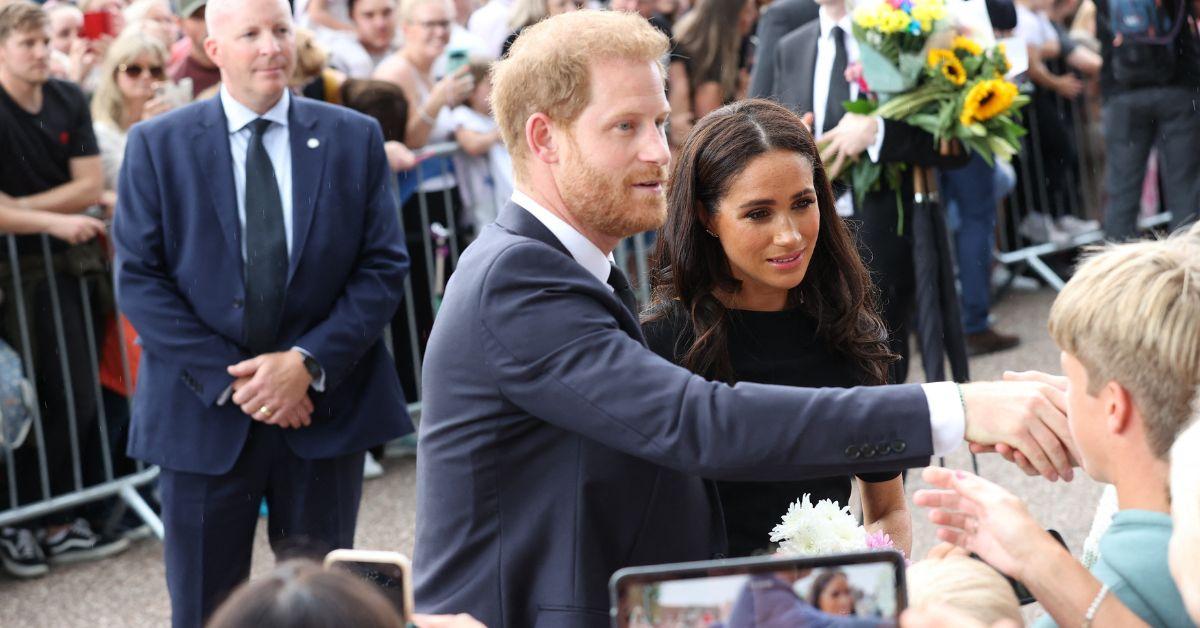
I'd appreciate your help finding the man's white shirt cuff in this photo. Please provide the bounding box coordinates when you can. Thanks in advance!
[866,115,886,163]
[922,381,965,456]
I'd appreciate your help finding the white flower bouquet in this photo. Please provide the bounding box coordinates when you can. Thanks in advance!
[770,494,899,556]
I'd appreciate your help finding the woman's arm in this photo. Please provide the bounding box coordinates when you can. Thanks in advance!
[692,81,724,120]
[667,60,695,149]
[455,126,501,157]
[858,476,912,557]
[307,0,355,32]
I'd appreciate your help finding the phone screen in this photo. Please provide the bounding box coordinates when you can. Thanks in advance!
[332,560,408,617]
[446,49,469,75]
[613,553,905,628]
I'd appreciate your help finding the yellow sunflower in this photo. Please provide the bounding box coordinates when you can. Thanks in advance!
[941,58,967,85]
[927,48,956,69]
[927,49,967,85]
[952,36,983,57]
[960,79,1019,126]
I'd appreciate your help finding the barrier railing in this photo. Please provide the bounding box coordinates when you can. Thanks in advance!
[992,79,1172,291]
[0,232,161,537]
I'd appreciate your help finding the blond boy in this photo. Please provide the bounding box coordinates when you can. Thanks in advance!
[917,225,1200,628]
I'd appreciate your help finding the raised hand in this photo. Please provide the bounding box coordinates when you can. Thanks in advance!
[913,467,1058,580]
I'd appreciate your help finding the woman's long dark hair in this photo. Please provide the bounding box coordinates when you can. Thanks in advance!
[644,99,894,384]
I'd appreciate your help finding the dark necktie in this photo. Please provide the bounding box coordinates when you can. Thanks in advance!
[606,263,639,319]
[824,25,851,134]
[242,118,288,355]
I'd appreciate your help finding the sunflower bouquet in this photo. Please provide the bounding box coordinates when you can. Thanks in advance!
[827,0,1029,205]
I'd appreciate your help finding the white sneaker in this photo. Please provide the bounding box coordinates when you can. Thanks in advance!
[364,452,384,480]
[1056,215,1101,236]
[1019,212,1070,245]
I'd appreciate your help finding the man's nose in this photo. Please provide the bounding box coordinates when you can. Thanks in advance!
[641,125,670,167]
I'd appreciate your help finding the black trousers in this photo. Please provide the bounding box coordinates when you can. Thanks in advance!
[159,422,365,628]
[1102,86,1200,239]
[4,271,104,523]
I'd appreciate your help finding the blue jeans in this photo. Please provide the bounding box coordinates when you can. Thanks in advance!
[940,154,1003,335]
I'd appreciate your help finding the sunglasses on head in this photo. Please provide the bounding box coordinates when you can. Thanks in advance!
[118,63,166,80]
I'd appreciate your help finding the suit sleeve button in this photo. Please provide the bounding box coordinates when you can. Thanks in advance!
[861,444,877,458]
[233,298,244,309]
[844,445,861,459]
[891,439,907,453]
[877,441,892,455]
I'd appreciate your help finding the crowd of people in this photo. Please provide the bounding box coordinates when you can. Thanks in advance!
[0,0,1197,627]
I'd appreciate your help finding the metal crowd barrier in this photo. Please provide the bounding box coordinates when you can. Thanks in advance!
[992,78,1173,291]
[0,232,162,537]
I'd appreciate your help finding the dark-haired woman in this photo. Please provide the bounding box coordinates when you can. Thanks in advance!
[642,99,911,558]
[809,570,858,616]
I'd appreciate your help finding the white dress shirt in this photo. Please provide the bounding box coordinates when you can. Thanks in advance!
[512,190,965,455]
[812,8,886,216]
[217,87,324,398]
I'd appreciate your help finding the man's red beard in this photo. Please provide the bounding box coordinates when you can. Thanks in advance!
[558,137,668,242]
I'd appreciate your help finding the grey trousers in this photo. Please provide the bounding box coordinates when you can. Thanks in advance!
[1102,86,1200,240]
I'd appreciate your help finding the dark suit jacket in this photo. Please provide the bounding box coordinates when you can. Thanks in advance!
[113,95,412,475]
[748,0,821,98]
[414,201,935,627]
[769,20,969,203]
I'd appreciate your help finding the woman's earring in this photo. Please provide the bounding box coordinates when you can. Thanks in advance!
[705,229,718,238]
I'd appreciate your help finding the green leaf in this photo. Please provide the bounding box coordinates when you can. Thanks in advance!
[844,98,878,115]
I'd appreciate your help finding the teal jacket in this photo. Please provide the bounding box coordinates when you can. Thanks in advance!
[1035,510,1194,628]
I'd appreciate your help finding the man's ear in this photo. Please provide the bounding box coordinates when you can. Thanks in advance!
[525,112,560,167]
[1104,380,1134,435]
[202,37,219,68]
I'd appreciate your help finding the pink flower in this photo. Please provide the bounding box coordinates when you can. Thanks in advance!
[844,62,871,96]
[865,530,895,550]
[887,0,904,8]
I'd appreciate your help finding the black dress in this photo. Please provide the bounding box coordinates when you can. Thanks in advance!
[643,306,899,557]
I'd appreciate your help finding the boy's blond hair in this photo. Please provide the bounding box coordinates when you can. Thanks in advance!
[489,10,668,182]
[1048,224,1200,458]
[907,556,1023,626]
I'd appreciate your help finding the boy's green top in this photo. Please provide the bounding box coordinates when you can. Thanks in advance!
[1035,510,1194,628]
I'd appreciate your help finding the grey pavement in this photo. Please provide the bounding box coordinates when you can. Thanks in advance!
[0,286,1103,626]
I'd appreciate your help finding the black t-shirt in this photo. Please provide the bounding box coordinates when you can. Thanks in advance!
[643,305,900,558]
[0,79,99,254]
[1094,0,1200,96]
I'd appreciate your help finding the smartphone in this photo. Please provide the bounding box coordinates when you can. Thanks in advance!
[324,549,413,622]
[445,49,469,76]
[155,80,193,109]
[79,11,113,41]
[610,550,907,627]
[972,529,1067,606]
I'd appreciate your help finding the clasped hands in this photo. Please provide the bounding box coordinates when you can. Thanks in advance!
[228,351,314,429]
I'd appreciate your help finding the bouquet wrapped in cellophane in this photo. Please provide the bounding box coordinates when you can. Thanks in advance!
[825,0,1029,206]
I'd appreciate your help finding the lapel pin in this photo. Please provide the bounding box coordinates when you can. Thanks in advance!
[307,138,320,149]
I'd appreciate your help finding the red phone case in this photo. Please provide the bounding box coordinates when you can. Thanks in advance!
[80,12,112,40]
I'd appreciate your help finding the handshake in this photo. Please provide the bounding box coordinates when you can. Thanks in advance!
[958,370,1078,482]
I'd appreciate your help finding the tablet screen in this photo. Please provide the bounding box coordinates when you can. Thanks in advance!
[612,553,903,628]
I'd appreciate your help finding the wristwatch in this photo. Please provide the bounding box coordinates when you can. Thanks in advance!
[301,353,322,382]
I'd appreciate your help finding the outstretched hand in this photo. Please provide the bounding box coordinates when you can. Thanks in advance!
[960,376,1079,481]
[913,467,1059,581]
[968,370,1074,478]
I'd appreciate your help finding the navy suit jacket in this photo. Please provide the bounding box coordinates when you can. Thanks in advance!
[414,202,934,627]
[113,95,412,475]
